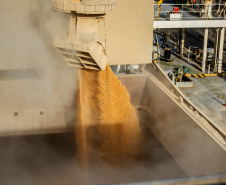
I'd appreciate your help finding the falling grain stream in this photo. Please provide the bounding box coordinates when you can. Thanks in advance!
[76,64,142,168]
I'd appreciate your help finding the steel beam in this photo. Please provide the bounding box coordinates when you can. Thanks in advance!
[154,20,226,29]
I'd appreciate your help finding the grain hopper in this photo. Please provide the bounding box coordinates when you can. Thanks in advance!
[0,0,226,184]
[51,0,153,71]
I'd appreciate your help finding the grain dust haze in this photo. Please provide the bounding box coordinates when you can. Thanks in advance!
[0,0,218,185]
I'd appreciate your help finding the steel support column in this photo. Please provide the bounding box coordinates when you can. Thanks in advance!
[213,28,219,72]
[165,28,170,48]
[180,28,185,56]
[202,28,208,73]
[217,27,225,73]
[177,28,181,53]
[177,28,185,55]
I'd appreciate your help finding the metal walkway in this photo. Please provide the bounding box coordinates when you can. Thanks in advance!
[154,3,226,28]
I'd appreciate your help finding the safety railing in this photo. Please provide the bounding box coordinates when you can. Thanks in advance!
[154,3,226,21]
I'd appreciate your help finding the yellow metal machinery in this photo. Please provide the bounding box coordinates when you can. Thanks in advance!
[156,0,163,17]
[157,0,163,11]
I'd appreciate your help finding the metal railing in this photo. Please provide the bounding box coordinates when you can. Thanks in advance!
[154,3,226,21]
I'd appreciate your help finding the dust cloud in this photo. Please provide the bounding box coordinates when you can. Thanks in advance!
[0,0,77,111]
[0,1,189,183]
[1,0,223,185]
[0,1,80,183]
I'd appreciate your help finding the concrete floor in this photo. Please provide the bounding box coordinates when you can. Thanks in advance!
[156,19,226,132]
[159,55,226,133]
[180,75,226,132]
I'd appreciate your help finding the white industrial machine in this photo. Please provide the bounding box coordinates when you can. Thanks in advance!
[51,0,116,70]
[51,0,154,70]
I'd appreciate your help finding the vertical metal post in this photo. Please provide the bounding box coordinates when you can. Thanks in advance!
[180,28,185,56]
[204,0,213,19]
[202,28,208,73]
[188,47,191,63]
[177,28,181,54]
[166,28,170,48]
[217,0,222,16]
[208,64,211,74]
[224,2,226,19]
[212,28,219,72]
[172,42,174,54]
[217,27,225,73]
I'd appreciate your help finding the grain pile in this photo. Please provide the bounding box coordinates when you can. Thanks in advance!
[76,64,142,167]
